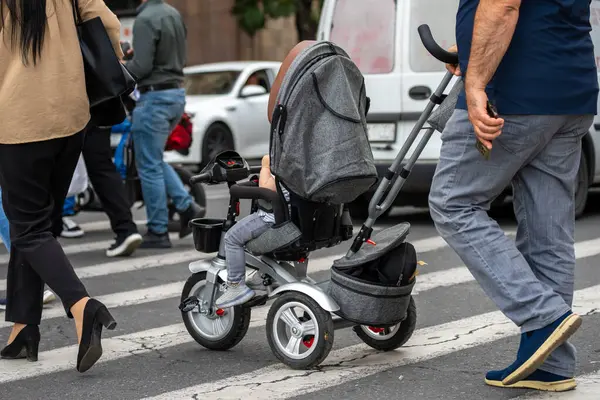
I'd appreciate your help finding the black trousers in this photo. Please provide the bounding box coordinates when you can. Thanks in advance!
[0,131,89,324]
[82,126,137,238]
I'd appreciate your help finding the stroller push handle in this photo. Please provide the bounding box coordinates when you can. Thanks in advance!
[417,24,459,65]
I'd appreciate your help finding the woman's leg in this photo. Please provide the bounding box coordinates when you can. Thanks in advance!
[0,132,89,331]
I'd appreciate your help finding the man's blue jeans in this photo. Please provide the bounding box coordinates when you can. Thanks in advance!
[131,88,192,234]
[429,110,593,377]
[0,187,10,250]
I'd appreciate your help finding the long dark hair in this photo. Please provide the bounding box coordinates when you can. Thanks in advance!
[1,0,48,65]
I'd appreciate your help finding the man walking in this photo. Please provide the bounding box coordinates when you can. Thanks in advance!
[429,0,598,392]
[125,0,204,249]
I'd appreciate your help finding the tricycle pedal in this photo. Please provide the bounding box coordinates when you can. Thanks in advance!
[179,296,200,312]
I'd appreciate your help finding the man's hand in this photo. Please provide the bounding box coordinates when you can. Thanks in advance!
[446,45,461,76]
[465,87,504,149]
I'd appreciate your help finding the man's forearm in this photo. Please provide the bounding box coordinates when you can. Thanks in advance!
[465,0,521,91]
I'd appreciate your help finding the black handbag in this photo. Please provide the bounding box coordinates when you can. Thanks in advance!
[71,0,137,107]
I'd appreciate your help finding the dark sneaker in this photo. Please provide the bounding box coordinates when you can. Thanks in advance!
[0,298,5,310]
[498,311,582,386]
[60,217,84,238]
[106,233,143,257]
[178,202,206,239]
[139,230,172,249]
[485,369,576,392]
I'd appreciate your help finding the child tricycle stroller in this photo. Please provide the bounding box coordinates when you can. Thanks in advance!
[178,24,460,369]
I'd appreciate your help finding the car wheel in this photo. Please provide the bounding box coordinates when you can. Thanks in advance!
[575,149,589,220]
[201,123,234,167]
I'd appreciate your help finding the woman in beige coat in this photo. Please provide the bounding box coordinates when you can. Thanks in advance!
[0,0,123,373]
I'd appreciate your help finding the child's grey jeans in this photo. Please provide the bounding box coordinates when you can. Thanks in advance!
[223,213,273,283]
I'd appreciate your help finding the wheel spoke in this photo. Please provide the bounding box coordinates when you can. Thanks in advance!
[301,320,316,336]
[285,336,302,355]
[280,309,300,329]
[212,316,226,336]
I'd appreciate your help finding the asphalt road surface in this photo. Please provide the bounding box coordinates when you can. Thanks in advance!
[1,184,600,400]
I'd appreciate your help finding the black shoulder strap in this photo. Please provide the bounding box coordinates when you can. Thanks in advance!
[71,0,82,26]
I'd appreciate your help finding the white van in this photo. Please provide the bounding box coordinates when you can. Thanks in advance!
[317,0,600,218]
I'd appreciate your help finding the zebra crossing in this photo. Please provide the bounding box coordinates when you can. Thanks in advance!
[0,211,599,399]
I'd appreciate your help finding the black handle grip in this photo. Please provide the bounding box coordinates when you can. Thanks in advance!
[189,172,211,184]
[249,166,261,173]
[418,24,459,65]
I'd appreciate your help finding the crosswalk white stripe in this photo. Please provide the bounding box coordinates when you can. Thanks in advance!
[514,370,600,399]
[141,286,600,400]
[0,250,205,291]
[0,233,184,264]
[1,278,599,385]
[76,219,148,233]
[0,282,184,329]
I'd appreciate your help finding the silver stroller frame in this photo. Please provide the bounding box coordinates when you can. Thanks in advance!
[179,24,460,370]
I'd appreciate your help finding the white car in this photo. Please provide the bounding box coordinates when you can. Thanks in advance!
[163,61,282,168]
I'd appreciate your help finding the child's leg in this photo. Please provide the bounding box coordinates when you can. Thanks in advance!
[215,213,272,308]
[223,213,272,284]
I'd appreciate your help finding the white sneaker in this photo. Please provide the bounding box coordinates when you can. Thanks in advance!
[61,218,84,238]
[43,290,56,304]
[106,233,143,257]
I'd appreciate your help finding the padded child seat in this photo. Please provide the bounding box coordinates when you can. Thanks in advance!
[245,187,353,261]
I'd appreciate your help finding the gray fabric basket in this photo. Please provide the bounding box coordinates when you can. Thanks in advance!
[269,41,378,204]
[329,267,415,326]
[328,223,415,326]
[427,78,463,133]
[246,220,302,255]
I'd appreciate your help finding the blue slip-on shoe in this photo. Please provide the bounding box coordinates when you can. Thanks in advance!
[501,311,582,386]
[486,368,576,392]
[0,298,5,310]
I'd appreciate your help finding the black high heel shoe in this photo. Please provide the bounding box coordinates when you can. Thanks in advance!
[76,299,117,373]
[0,325,40,362]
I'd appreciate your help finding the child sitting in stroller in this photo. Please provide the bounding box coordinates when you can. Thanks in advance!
[215,154,290,308]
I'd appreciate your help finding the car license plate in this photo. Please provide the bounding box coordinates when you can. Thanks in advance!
[367,123,396,143]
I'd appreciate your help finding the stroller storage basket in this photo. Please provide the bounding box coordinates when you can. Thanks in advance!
[329,267,415,326]
[191,218,224,253]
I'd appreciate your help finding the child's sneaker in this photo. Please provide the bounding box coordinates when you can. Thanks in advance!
[0,298,6,310]
[61,218,84,238]
[215,282,255,308]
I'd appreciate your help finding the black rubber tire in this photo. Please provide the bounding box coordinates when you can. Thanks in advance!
[353,296,417,352]
[266,292,334,369]
[168,166,207,232]
[181,272,251,351]
[201,123,234,167]
[575,150,589,220]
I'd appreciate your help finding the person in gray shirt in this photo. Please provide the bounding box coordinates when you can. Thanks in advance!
[125,0,204,249]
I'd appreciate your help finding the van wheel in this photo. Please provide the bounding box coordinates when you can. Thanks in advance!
[575,150,589,220]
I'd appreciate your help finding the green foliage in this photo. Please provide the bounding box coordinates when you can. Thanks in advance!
[231,0,323,38]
